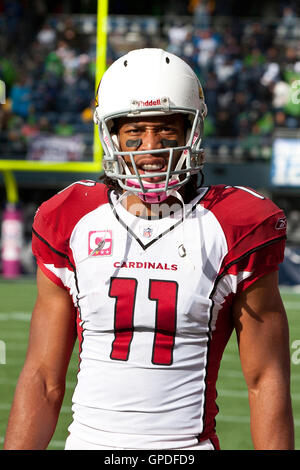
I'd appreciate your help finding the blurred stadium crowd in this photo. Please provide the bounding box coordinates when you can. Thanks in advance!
[1,1,300,162]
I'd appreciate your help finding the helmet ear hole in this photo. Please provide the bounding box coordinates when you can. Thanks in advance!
[185,128,191,146]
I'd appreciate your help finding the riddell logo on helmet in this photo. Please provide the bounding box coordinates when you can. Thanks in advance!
[137,99,161,107]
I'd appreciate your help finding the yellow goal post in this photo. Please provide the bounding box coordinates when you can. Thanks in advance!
[0,0,108,176]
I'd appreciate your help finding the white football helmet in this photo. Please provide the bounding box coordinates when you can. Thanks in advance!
[94,48,207,203]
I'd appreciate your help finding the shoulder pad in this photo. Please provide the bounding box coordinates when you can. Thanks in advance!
[33,181,109,255]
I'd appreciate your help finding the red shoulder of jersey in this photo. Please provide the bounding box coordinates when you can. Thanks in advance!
[200,185,287,276]
[32,181,109,271]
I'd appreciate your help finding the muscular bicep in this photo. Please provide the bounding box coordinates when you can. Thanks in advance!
[232,271,291,389]
[23,267,77,385]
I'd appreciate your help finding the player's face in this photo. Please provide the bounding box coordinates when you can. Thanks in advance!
[117,114,186,183]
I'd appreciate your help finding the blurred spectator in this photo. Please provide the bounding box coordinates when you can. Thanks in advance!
[243,47,265,68]
[274,110,288,128]
[276,5,299,40]
[243,22,273,52]
[3,0,23,48]
[281,6,298,28]
[253,109,274,136]
[10,75,32,119]
[215,109,236,137]
[54,119,74,137]
[272,80,290,108]
[167,22,189,55]
[37,115,51,134]
[0,56,17,93]
[203,114,215,137]
[223,34,241,60]
[44,51,64,77]
[60,16,80,49]
[214,55,236,83]
[260,47,281,87]
[203,70,218,113]
[21,113,39,139]
[5,113,26,154]
[195,29,218,69]
[36,22,57,49]
[188,0,215,30]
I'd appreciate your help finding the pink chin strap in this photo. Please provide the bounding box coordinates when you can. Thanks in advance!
[127,178,179,203]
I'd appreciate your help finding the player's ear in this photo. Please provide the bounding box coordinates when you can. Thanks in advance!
[111,120,118,135]
[184,115,191,141]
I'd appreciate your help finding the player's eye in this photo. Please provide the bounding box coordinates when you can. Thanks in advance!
[126,128,142,134]
[160,126,176,134]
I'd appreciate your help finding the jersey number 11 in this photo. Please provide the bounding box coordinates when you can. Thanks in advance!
[109,277,178,366]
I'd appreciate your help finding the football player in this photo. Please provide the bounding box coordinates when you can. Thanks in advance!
[4,49,294,450]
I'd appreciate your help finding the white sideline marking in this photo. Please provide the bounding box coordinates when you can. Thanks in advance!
[4,343,28,350]
[219,370,243,378]
[0,378,77,389]
[218,389,300,400]
[1,332,29,339]
[0,403,71,413]
[217,415,300,427]
[0,436,66,448]
[219,369,300,382]
[283,301,300,310]
[220,353,240,363]
[0,312,31,321]
[47,440,67,449]
[217,415,250,424]
[219,389,248,398]
[280,287,300,294]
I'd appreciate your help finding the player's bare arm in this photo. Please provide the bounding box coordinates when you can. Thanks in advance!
[232,271,294,450]
[4,268,77,450]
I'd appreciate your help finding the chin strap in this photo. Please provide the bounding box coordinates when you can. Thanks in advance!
[126,178,180,203]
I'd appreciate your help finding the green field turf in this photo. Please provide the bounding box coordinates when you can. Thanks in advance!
[0,277,299,450]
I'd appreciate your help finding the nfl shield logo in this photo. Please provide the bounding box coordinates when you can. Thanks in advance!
[143,227,153,238]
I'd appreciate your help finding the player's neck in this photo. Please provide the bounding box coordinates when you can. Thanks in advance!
[121,192,185,219]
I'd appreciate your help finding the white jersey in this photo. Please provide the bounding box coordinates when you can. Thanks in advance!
[32,181,286,449]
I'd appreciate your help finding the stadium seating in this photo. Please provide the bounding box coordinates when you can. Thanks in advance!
[1,11,300,164]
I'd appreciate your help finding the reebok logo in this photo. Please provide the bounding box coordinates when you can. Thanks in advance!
[275,217,287,230]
